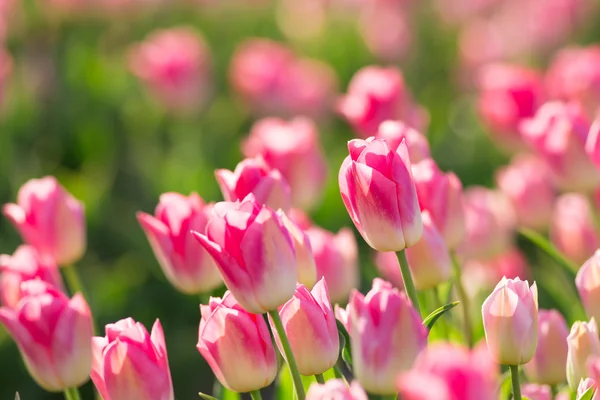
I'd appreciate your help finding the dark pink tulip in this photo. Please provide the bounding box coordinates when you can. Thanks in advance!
[375,120,431,163]
[3,176,86,266]
[137,192,222,295]
[0,245,64,308]
[243,117,327,210]
[192,195,297,313]
[198,291,277,392]
[306,379,368,400]
[521,384,552,400]
[339,137,422,252]
[91,318,173,400]
[0,281,93,391]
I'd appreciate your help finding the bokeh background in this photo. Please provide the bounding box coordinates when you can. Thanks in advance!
[0,0,599,398]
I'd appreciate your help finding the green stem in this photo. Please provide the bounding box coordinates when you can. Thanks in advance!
[62,264,88,299]
[451,252,473,348]
[63,387,81,400]
[550,384,558,399]
[315,373,325,384]
[268,310,306,400]
[396,250,422,316]
[510,365,522,400]
[380,395,397,400]
[249,390,263,400]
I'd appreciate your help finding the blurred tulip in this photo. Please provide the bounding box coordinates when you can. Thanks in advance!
[338,66,428,138]
[339,137,422,252]
[375,120,431,163]
[91,318,173,400]
[0,46,12,104]
[588,357,600,396]
[0,245,64,308]
[215,156,292,212]
[521,384,552,400]
[567,319,600,389]
[524,309,569,384]
[550,194,599,265]
[3,176,86,266]
[349,278,427,394]
[137,192,222,295]
[520,101,600,192]
[0,281,92,391]
[198,291,277,392]
[270,279,339,375]
[243,117,327,210]
[412,158,466,249]
[586,119,600,170]
[334,303,350,333]
[577,378,598,400]
[374,251,404,290]
[306,379,368,400]
[192,195,297,313]
[496,155,555,231]
[277,211,317,288]
[128,27,212,113]
[576,251,600,323]
[482,277,538,365]
[359,3,412,62]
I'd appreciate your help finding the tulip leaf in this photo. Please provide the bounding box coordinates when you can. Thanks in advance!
[198,392,219,400]
[497,370,511,400]
[518,228,578,276]
[336,320,353,368]
[422,301,459,330]
[578,387,597,400]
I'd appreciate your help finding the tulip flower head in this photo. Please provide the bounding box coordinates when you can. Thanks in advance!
[567,319,600,389]
[306,379,368,400]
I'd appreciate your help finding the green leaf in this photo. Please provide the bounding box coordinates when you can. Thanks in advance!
[497,371,511,400]
[199,393,218,400]
[422,301,460,330]
[518,228,578,276]
[578,386,597,400]
[336,320,352,368]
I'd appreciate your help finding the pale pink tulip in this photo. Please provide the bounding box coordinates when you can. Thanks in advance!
[277,211,317,288]
[567,319,600,389]
[521,384,552,400]
[578,378,598,400]
[306,379,368,400]
[576,251,600,325]
[375,120,431,163]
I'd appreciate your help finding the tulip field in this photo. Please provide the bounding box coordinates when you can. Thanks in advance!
[2,1,600,399]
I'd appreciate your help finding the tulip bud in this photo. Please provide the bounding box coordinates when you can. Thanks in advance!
[567,319,600,389]
[524,309,569,384]
[0,281,93,391]
[578,378,598,400]
[277,211,317,288]
[192,194,297,313]
[412,158,466,249]
[339,137,422,252]
[482,277,539,365]
[91,318,174,400]
[3,176,86,266]
[270,279,339,375]
[215,156,292,212]
[577,251,600,324]
[137,192,222,295]
[586,119,600,172]
[0,245,64,308]
[375,120,431,163]
[306,379,368,400]
[521,384,552,400]
[349,278,427,394]
[198,291,277,392]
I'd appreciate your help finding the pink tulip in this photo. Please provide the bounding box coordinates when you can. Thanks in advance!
[277,211,317,288]
[0,245,64,308]
[524,309,569,384]
[338,66,428,138]
[243,117,328,210]
[198,291,277,392]
[349,278,427,394]
[586,119,600,170]
[339,137,422,252]
[192,195,297,313]
[588,356,600,392]
[0,280,93,391]
[482,277,539,365]
[397,343,498,400]
[3,176,86,266]
[496,155,555,230]
[567,319,600,389]
[215,156,292,212]
[520,101,600,192]
[412,158,466,249]
[577,251,600,324]
[91,318,173,400]
[306,379,368,400]
[578,378,598,400]
[359,3,412,62]
[270,279,339,375]
[335,303,350,333]
[375,120,431,163]
[550,194,599,265]
[137,192,222,295]
[128,27,212,113]
[305,225,359,304]
[521,384,552,400]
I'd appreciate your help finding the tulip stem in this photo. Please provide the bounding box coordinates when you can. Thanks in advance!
[550,384,558,399]
[62,264,88,301]
[315,373,325,384]
[63,387,81,400]
[268,310,306,400]
[510,365,522,400]
[451,252,473,348]
[249,390,263,400]
[396,250,422,316]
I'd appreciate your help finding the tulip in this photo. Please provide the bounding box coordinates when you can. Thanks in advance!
[349,278,427,394]
[496,155,555,230]
[412,158,465,249]
[586,119,600,171]
[270,279,338,375]
[3,176,86,266]
[521,384,552,400]
[482,277,539,365]
[359,2,412,62]
[520,101,600,192]
[0,245,64,308]
[306,380,368,400]
[339,137,422,252]
[375,120,431,164]
[243,117,328,210]
[277,211,317,288]
[215,156,292,212]
[192,195,297,313]
[567,319,600,389]
[576,251,600,324]
[588,357,600,400]
[137,192,222,295]
[198,291,277,392]
[0,280,93,391]
[335,303,350,333]
[578,378,598,400]
[524,309,569,384]
[550,194,599,265]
